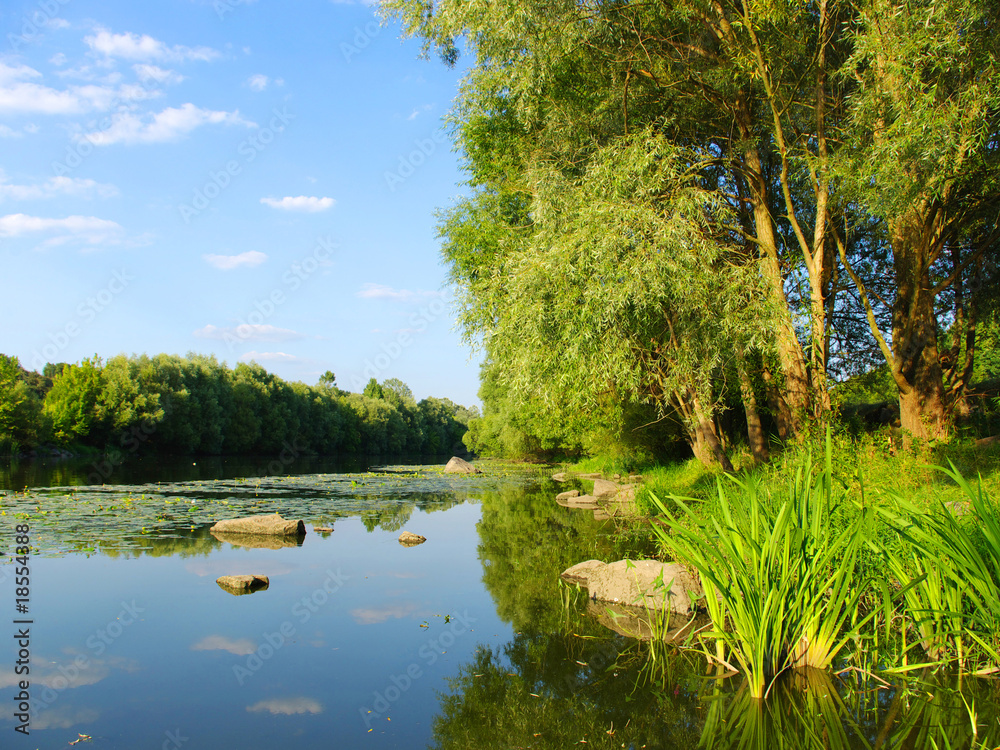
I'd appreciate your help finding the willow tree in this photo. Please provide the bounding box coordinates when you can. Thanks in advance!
[836,0,1000,440]
[440,131,768,468]
[384,0,999,451]
[383,0,859,440]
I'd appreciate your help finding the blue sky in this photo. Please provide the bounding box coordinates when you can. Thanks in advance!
[0,0,484,407]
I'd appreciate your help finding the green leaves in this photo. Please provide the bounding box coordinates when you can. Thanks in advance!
[647,435,871,697]
[879,464,1000,671]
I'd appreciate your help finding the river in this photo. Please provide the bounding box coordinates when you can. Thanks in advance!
[1,456,997,749]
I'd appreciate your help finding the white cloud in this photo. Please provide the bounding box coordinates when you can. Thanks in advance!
[260,195,335,212]
[246,74,268,91]
[30,707,100,731]
[82,103,254,145]
[0,125,23,138]
[246,698,323,716]
[0,80,81,115]
[0,213,125,248]
[191,635,256,656]
[350,603,419,624]
[356,283,443,302]
[50,53,68,66]
[203,250,267,270]
[239,351,302,363]
[45,18,71,30]
[133,64,184,85]
[0,62,40,85]
[0,172,119,201]
[0,63,156,115]
[85,29,220,63]
[194,324,305,343]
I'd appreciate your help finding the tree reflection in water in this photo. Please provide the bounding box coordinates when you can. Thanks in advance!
[436,482,1000,749]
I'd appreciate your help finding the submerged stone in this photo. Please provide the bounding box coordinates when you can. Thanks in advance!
[216,575,269,596]
[399,531,427,546]
[210,512,306,536]
[589,601,708,642]
[211,530,305,550]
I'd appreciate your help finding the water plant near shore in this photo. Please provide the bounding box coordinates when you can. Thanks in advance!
[880,465,1000,673]
[648,438,872,698]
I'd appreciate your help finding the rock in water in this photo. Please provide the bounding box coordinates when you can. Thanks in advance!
[592,479,620,498]
[551,472,568,482]
[560,559,703,615]
[399,531,427,546]
[216,575,269,595]
[444,456,480,474]
[555,489,581,501]
[560,560,607,586]
[590,560,702,615]
[556,494,600,509]
[210,513,306,536]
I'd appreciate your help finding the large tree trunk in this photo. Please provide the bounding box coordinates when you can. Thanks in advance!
[692,393,734,472]
[891,210,950,442]
[738,353,770,463]
[676,388,734,471]
[761,363,794,442]
[741,142,812,435]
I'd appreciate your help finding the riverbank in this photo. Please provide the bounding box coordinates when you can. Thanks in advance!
[564,430,1000,513]
[554,431,1000,695]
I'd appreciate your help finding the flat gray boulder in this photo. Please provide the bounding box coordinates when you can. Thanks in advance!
[555,489,580,501]
[561,559,606,586]
[399,531,427,546]
[211,513,305,536]
[556,494,600,509]
[216,575,269,595]
[561,559,702,615]
[444,456,480,474]
[592,479,620,498]
[551,472,568,482]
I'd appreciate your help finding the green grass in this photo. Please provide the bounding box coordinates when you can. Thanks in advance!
[879,465,1000,672]
[647,436,873,697]
[633,431,1000,697]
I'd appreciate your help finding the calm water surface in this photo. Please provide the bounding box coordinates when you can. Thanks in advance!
[2,456,999,749]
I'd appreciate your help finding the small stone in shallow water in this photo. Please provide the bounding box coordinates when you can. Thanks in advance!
[399,531,426,546]
[216,575,269,595]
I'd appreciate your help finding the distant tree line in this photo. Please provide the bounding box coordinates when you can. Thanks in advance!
[0,352,477,457]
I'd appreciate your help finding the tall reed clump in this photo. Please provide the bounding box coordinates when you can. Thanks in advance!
[880,465,1000,672]
[648,436,870,698]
